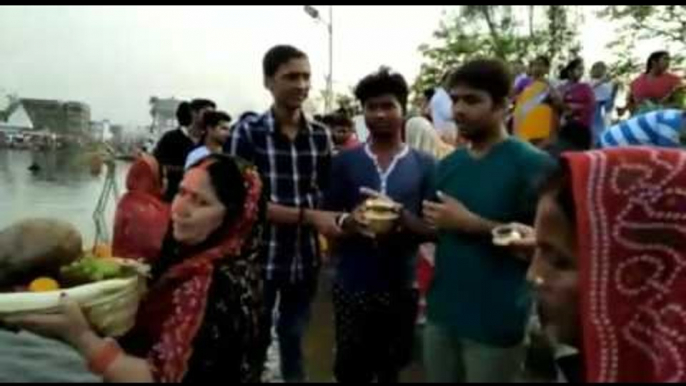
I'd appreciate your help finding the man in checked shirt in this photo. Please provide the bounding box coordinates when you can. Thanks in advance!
[227,44,342,382]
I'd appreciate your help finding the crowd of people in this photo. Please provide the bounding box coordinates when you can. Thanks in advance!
[4,44,686,383]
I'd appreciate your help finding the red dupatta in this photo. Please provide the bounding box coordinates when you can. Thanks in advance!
[565,147,686,382]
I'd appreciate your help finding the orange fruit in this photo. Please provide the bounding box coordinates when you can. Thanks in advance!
[92,244,112,258]
[28,277,60,292]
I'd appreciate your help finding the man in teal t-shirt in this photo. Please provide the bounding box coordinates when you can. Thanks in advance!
[423,59,553,382]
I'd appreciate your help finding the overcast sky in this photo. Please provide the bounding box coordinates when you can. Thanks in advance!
[0,5,639,126]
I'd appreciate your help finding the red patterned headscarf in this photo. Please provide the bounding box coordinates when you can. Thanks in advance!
[129,156,263,382]
[112,155,169,263]
[564,147,686,382]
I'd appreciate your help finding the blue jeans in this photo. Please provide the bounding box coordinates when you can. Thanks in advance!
[262,278,318,383]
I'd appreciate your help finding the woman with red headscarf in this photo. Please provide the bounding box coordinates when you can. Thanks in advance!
[525,147,686,382]
[5,154,267,383]
[112,154,169,263]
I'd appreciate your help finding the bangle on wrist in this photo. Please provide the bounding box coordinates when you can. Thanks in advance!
[336,213,350,228]
[87,337,122,376]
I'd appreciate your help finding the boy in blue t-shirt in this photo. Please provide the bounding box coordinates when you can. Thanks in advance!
[325,68,435,383]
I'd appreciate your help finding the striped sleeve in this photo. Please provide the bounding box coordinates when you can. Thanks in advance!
[600,110,683,148]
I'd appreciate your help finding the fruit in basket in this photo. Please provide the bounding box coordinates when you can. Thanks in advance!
[28,277,61,292]
[0,219,83,287]
[92,243,112,259]
[60,256,140,286]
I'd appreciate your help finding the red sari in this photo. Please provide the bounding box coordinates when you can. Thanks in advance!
[112,155,170,263]
[631,72,682,105]
[565,147,686,382]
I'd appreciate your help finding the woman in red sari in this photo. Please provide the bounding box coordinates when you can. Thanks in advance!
[112,154,169,263]
[6,154,267,383]
[526,147,686,382]
[626,51,684,115]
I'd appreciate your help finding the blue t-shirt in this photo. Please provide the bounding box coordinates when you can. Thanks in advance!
[324,145,436,292]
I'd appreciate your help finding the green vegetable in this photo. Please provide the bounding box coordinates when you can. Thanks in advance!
[60,257,136,286]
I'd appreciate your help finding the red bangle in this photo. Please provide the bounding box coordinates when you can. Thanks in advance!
[88,338,122,375]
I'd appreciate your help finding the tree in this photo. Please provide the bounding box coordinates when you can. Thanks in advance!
[412,6,582,105]
[599,6,686,83]
[308,88,360,116]
[334,94,360,116]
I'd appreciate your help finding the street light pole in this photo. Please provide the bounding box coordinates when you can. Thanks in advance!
[325,6,333,115]
[304,5,333,114]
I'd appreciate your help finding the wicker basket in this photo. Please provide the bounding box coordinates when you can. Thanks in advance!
[81,275,147,337]
[0,259,148,337]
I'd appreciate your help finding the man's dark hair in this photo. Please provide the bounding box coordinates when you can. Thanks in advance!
[423,88,436,101]
[238,111,258,122]
[323,111,353,128]
[190,98,216,113]
[354,67,409,112]
[198,111,231,145]
[176,101,192,127]
[263,45,308,78]
[448,59,512,106]
[538,159,576,225]
[201,111,232,130]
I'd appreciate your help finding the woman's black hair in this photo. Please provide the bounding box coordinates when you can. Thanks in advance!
[152,154,247,280]
[200,154,246,225]
[534,55,551,68]
[538,158,576,224]
[560,58,584,81]
[645,50,669,74]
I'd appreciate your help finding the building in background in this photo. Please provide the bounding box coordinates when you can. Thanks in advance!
[64,101,91,136]
[149,96,182,136]
[1,98,91,136]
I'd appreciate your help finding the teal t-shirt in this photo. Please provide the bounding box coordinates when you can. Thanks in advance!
[427,138,554,346]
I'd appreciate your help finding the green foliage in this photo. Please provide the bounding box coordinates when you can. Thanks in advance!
[412,6,582,105]
[599,6,686,84]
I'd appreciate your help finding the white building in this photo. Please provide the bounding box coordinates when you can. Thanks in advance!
[149,97,182,136]
[0,101,34,133]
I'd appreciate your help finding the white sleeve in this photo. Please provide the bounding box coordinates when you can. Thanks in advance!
[185,147,210,170]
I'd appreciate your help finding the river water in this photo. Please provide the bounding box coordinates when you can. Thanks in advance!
[0,149,129,246]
